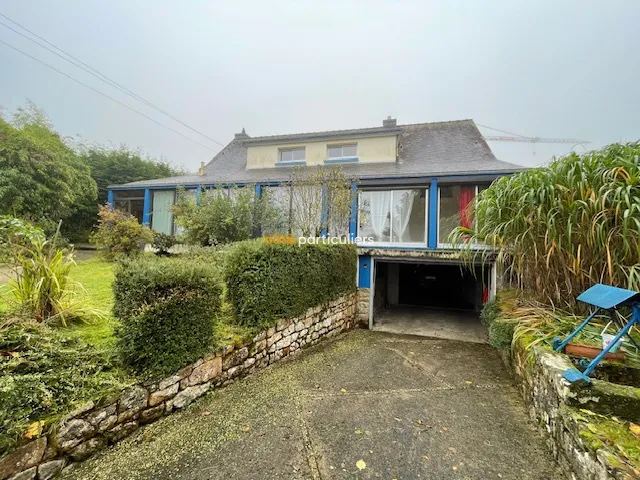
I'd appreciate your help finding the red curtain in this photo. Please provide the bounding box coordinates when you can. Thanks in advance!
[459,185,475,229]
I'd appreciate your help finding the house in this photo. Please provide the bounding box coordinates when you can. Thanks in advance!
[108,117,523,339]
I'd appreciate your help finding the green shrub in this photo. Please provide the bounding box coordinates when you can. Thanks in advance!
[480,298,500,328]
[0,322,129,455]
[113,257,223,376]
[5,239,98,325]
[224,240,357,329]
[0,216,45,263]
[152,232,176,255]
[488,318,518,348]
[90,205,152,260]
[173,186,283,246]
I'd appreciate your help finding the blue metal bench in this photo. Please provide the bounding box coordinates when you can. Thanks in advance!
[552,284,640,384]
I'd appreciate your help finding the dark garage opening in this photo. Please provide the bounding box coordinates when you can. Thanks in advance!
[373,261,490,343]
[399,263,484,310]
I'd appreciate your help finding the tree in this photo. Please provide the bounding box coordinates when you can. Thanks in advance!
[66,147,185,240]
[0,104,96,234]
[289,166,354,237]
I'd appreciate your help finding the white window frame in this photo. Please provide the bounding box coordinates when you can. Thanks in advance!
[278,147,306,164]
[326,143,358,161]
[356,188,429,247]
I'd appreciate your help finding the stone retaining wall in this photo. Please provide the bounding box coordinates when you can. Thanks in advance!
[0,293,358,480]
[356,288,369,327]
[505,339,638,480]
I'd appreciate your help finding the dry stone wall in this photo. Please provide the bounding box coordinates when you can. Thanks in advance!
[0,293,357,480]
[505,341,638,480]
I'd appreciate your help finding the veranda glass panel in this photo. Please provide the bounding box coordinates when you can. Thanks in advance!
[438,185,476,244]
[151,190,175,235]
[113,190,145,224]
[390,189,426,243]
[262,186,291,235]
[358,191,391,242]
[359,189,427,244]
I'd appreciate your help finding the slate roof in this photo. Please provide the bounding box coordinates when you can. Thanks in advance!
[111,119,523,188]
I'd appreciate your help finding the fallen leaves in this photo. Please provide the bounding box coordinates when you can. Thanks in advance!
[25,421,44,439]
[355,459,366,470]
[340,388,347,393]
[630,422,640,438]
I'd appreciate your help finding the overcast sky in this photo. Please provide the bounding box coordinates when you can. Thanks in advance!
[1,1,638,172]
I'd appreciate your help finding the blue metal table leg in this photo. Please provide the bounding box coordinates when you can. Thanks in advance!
[582,317,638,377]
[553,308,600,353]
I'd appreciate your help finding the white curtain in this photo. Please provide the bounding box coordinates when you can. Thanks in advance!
[369,191,391,241]
[392,190,415,242]
[151,190,175,235]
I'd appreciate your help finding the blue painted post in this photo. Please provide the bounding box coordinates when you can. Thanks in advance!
[255,183,262,199]
[349,181,358,242]
[195,185,202,206]
[357,255,372,288]
[142,188,151,226]
[107,190,114,208]
[428,178,438,248]
[320,184,328,237]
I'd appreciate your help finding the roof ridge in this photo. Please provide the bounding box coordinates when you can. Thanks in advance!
[241,118,475,142]
[397,119,474,128]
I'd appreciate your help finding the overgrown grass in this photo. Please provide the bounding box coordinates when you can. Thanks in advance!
[488,289,640,370]
[454,142,640,309]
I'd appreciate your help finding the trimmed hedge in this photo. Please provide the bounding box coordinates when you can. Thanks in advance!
[224,240,357,329]
[113,257,223,376]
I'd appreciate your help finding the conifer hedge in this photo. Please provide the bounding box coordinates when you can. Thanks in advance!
[224,240,357,329]
[113,257,223,376]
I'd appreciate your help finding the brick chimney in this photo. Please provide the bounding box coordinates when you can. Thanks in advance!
[198,161,206,176]
[383,116,397,128]
[234,127,250,140]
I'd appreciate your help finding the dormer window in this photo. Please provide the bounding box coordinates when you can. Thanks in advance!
[278,147,306,165]
[326,144,358,163]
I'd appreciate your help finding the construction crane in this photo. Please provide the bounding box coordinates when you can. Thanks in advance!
[482,135,590,145]
[477,124,591,154]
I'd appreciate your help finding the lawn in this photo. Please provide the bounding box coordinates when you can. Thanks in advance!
[0,254,119,347]
[71,254,253,351]
[66,256,119,349]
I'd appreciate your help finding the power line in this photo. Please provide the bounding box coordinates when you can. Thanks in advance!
[0,12,226,148]
[0,38,217,152]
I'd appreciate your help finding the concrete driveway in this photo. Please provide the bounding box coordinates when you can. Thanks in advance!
[62,330,563,480]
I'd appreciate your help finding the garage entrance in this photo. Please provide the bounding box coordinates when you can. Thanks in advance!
[371,260,490,343]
